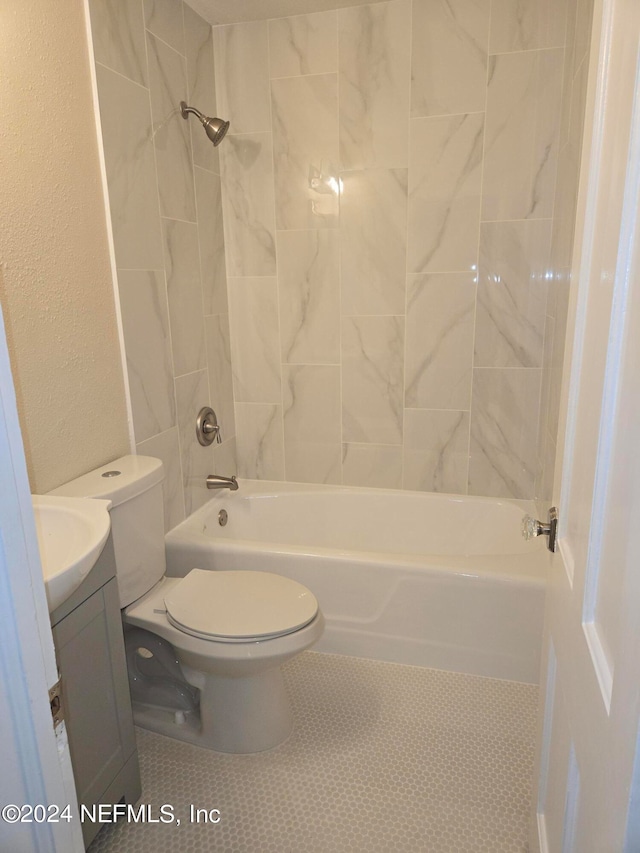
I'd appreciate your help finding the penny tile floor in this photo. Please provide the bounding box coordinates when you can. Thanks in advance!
[89,651,537,853]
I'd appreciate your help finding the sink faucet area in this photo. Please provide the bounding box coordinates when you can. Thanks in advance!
[32,495,111,613]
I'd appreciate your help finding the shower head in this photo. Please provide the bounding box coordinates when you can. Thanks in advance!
[180,101,230,146]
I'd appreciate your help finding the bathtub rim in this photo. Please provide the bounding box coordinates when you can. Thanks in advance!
[166,479,548,585]
[182,477,539,511]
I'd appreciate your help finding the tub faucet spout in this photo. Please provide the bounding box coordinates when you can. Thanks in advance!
[206,474,239,491]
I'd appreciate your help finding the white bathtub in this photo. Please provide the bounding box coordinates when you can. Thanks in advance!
[165,481,547,684]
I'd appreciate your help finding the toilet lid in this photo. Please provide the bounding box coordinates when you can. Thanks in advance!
[163,570,319,641]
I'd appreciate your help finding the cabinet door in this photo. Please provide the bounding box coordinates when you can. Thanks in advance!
[53,578,136,813]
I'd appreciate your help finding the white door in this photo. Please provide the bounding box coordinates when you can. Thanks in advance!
[533,0,640,850]
[0,302,84,852]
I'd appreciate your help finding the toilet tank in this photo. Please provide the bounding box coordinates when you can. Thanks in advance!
[50,456,166,607]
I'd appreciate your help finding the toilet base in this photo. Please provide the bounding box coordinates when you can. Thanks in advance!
[132,666,294,754]
[124,584,324,753]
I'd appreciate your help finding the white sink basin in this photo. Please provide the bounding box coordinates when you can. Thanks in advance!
[32,495,112,613]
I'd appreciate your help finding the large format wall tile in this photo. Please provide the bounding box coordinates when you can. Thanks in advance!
[195,166,228,314]
[405,273,476,410]
[535,0,594,498]
[550,136,581,275]
[342,443,403,489]
[340,169,408,316]
[338,0,411,169]
[558,0,579,149]
[482,49,563,221]
[235,404,285,480]
[206,0,567,499]
[408,113,484,273]
[228,277,281,403]
[269,11,338,79]
[215,436,238,479]
[89,0,147,85]
[536,429,557,504]
[94,0,568,501]
[272,74,339,230]
[175,369,215,515]
[118,271,176,444]
[573,0,595,74]
[214,22,270,134]
[475,220,551,368]
[136,426,185,532]
[96,65,163,270]
[553,45,588,270]
[284,442,342,485]
[184,4,219,174]
[342,316,404,445]
[147,32,196,222]
[277,230,340,365]
[547,345,565,453]
[162,218,205,377]
[469,368,542,498]
[219,133,277,276]
[91,1,237,524]
[403,409,470,494]
[283,365,342,484]
[489,0,567,53]
[536,313,554,488]
[144,0,184,54]
[411,0,489,118]
[206,314,235,441]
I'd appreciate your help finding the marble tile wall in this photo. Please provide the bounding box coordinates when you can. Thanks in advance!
[535,0,595,508]
[214,0,568,499]
[88,0,236,530]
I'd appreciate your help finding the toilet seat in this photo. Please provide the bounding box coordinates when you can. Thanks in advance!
[163,569,319,643]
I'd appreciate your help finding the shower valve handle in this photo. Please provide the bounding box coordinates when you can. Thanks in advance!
[196,407,222,446]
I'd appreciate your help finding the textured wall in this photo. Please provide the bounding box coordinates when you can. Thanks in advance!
[87,0,236,530]
[0,0,130,494]
[214,0,566,498]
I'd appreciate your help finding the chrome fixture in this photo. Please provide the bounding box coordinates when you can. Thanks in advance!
[180,101,229,146]
[218,509,228,526]
[206,474,239,491]
[196,406,222,446]
[522,506,559,553]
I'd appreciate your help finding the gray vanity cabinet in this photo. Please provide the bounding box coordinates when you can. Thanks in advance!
[50,535,141,848]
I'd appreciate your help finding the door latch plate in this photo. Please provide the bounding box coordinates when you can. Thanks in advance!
[49,680,64,729]
[522,506,558,553]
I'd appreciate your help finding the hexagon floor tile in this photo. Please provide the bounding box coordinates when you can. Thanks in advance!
[88,651,538,853]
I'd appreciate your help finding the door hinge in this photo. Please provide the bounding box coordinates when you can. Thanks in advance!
[49,679,64,730]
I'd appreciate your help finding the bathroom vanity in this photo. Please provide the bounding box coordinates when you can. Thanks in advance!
[50,534,140,848]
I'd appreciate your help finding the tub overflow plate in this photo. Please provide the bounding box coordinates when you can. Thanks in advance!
[218,509,228,527]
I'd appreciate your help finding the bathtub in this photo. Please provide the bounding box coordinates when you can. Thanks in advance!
[165,481,547,684]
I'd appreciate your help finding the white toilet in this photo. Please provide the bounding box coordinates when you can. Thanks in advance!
[51,455,324,753]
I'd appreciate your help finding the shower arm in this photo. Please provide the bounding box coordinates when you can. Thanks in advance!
[180,102,204,122]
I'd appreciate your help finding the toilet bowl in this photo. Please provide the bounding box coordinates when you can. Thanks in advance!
[50,455,325,753]
[125,571,324,752]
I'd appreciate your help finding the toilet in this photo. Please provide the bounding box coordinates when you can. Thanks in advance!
[51,455,324,753]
